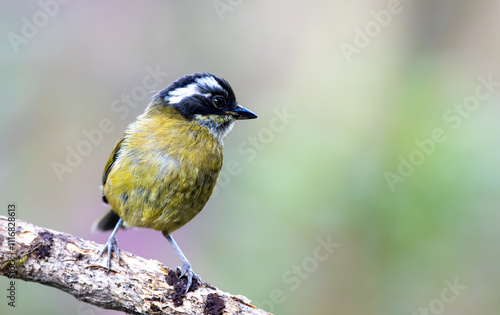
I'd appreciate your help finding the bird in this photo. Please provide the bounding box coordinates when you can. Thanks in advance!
[92,72,257,293]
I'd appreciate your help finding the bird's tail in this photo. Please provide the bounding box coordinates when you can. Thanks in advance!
[91,209,122,232]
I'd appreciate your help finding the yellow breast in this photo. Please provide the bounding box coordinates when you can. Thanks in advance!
[103,107,223,233]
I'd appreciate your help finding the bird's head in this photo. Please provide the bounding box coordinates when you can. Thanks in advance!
[149,73,257,141]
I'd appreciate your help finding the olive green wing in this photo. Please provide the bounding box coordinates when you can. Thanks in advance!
[93,136,127,232]
[102,136,126,203]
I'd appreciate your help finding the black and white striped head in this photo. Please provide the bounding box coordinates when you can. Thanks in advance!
[155,73,257,140]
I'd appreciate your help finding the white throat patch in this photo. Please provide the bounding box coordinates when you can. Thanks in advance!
[165,76,223,104]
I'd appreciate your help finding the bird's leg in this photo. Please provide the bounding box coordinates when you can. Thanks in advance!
[97,218,123,270]
[163,231,201,294]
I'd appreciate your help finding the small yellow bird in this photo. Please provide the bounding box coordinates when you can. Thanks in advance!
[93,73,257,292]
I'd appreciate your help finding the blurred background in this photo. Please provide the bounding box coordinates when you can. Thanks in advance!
[1,0,500,314]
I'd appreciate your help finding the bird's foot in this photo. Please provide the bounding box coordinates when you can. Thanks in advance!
[179,263,201,294]
[97,234,119,270]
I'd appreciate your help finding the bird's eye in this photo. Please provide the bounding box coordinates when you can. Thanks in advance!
[212,96,226,108]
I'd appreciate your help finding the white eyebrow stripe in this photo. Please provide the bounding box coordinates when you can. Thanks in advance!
[165,82,200,104]
[195,76,222,91]
[165,75,223,104]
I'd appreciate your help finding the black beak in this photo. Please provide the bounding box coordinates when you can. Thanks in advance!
[226,104,258,120]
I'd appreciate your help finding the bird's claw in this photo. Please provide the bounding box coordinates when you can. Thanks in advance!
[97,235,119,270]
[179,263,201,294]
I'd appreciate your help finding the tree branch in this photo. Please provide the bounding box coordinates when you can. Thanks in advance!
[0,216,269,315]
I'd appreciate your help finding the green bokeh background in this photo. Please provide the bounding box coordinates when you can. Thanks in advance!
[1,1,500,314]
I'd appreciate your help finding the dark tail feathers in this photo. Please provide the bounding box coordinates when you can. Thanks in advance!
[91,209,121,232]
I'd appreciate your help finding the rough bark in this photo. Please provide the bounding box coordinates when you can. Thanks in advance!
[0,216,269,315]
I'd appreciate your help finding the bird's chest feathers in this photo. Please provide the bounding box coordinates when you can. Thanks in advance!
[126,117,224,180]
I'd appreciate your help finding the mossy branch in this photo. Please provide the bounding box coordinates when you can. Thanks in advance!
[0,216,269,315]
